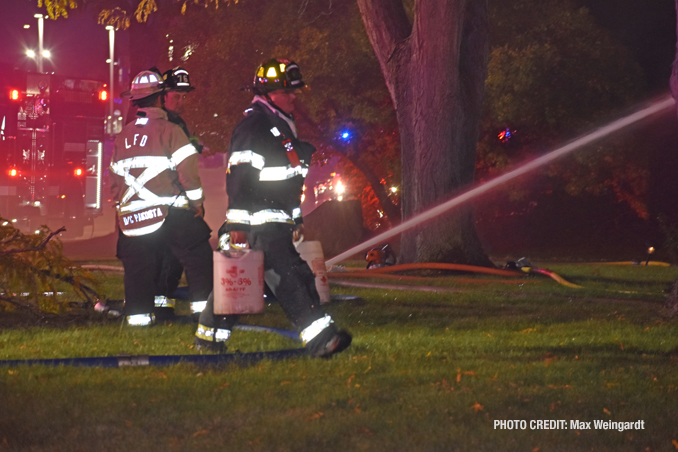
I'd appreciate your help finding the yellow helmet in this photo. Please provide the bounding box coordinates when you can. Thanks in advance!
[253,59,305,94]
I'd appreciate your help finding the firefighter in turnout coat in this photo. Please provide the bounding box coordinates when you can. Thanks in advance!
[194,59,352,357]
[110,70,212,326]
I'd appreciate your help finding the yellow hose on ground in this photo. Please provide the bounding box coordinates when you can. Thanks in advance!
[527,268,583,289]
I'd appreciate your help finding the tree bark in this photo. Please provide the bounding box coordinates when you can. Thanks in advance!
[672,0,678,119]
[357,0,493,265]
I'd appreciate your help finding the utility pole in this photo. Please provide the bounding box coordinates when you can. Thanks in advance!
[35,14,44,73]
[106,25,115,133]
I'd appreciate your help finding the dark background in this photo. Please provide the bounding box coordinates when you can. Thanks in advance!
[1,0,677,262]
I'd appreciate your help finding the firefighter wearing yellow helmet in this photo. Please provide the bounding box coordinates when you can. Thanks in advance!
[194,59,352,357]
[110,69,212,327]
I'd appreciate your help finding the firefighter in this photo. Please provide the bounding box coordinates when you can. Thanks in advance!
[149,67,205,320]
[194,59,352,358]
[110,70,212,326]
[162,67,204,154]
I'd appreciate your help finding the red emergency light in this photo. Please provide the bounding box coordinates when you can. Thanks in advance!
[73,168,84,177]
[99,90,108,101]
[9,89,20,101]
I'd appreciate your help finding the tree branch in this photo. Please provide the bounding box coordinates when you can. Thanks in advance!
[0,293,36,311]
[0,230,21,245]
[37,269,101,305]
[356,0,411,100]
[0,227,65,257]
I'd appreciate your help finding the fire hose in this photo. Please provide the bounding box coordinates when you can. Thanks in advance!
[0,348,306,368]
[327,262,581,288]
[0,321,304,368]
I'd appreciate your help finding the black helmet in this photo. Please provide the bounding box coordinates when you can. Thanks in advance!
[163,67,195,92]
[253,59,305,94]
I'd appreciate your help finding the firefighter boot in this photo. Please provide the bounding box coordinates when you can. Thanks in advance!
[154,307,176,322]
[194,323,231,353]
[193,337,226,353]
[306,328,352,359]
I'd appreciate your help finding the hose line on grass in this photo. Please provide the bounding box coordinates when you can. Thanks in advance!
[328,262,581,289]
[234,324,301,341]
[528,268,583,289]
[0,348,307,368]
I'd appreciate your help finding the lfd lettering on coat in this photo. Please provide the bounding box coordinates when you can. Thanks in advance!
[124,134,149,149]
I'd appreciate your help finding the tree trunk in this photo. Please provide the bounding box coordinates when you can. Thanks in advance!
[357,0,493,265]
[672,0,678,119]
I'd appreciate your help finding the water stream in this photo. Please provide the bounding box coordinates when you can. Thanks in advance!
[326,95,676,267]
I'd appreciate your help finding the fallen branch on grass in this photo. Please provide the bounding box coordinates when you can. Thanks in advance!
[0,227,66,256]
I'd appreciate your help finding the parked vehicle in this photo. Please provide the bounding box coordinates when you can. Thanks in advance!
[0,65,107,237]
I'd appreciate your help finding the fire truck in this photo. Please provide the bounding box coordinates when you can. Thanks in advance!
[0,65,107,238]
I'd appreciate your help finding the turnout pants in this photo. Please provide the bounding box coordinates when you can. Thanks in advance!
[197,223,331,342]
[117,208,213,317]
[156,248,184,300]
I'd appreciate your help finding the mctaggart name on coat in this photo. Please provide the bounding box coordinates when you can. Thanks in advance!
[493,419,646,431]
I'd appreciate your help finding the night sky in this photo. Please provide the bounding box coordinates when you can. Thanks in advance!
[0,0,111,80]
[0,0,675,93]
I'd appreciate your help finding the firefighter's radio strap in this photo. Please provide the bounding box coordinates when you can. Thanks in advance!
[269,125,303,169]
[111,156,190,237]
[282,138,302,168]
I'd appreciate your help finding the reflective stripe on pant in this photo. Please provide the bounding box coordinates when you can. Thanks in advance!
[191,300,207,314]
[127,313,155,326]
[197,223,328,339]
[117,208,213,317]
[196,320,232,342]
[154,296,176,308]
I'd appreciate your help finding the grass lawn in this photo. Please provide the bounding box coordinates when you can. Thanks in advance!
[1,261,677,451]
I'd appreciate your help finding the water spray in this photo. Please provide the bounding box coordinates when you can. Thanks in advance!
[326,95,676,267]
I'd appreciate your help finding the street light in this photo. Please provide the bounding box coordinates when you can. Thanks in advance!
[26,14,51,73]
[25,48,52,72]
